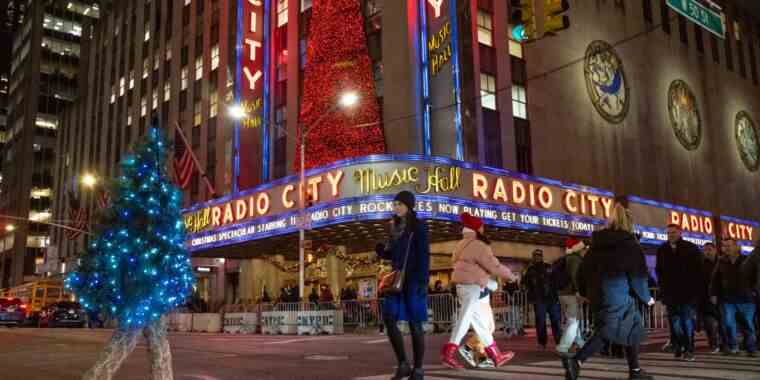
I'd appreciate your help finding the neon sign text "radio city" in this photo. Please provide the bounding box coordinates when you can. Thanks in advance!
[725,222,754,241]
[670,211,713,234]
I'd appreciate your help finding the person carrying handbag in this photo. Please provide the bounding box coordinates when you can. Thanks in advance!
[375,191,431,380]
[441,212,518,369]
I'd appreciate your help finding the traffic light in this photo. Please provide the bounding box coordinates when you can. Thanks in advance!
[510,0,536,42]
[544,0,570,35]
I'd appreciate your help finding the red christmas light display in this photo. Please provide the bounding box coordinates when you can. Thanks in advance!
[295,0,386,171]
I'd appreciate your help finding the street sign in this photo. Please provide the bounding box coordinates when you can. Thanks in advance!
[667,0,725,39]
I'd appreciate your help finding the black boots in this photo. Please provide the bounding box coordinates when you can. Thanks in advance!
[409,368,424,380]
[560,355,580,380]
[390,362,412,380]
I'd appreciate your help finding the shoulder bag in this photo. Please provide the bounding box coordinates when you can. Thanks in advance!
[378,233,414,296]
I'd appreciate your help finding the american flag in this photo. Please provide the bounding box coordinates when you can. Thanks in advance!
[173,130,195,190]
[64,192,88,240]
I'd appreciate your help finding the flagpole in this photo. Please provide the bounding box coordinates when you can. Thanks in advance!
[173,121,217,197]
[0,214,94,236]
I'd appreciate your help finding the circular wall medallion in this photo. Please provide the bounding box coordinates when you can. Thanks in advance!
[584,40,630,124]
[735,111,760,172]
[667,80,702,151]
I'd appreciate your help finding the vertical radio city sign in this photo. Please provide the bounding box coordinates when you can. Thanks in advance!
[236,0,271,190]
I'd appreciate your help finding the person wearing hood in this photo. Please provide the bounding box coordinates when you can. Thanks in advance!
[375,191,430,380]
[440,213,518,369]
[561,197,655,380]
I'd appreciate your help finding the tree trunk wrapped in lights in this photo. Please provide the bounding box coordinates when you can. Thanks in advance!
[295,0,386,171]
[67,126,194,380]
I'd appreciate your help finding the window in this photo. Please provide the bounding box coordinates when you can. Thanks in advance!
[301,0,312,11]
[661,2,670,35]
[195,56,203,80]
[110,85,116,104]
[127,113,133,126]
[144,24,151,41]
[734,21,742,41]
[141,97,148,116]
[181,66,189,90]
[480,73,496,110]
[143,58,150,79]
[166,45,172,61]
[211,44,220,70]
[695,25,704,54]
[509,40,523,58]
[511,85,527,119]
[164,82,171,101]
[711,35,720,63]
[194,101,202,126]
[678,15,688,45]
[210,91,218,118]
[129,70,135,89]
[152,90,158,110]
[277,0,288,27]
[185,0,191,5]
[154,55,160,71]
[642,0,653,24]
[477,10,493,47]
[119,77,125,96]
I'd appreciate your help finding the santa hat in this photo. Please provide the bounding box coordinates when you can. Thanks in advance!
[460,212,483,231]
[565,238,586,254]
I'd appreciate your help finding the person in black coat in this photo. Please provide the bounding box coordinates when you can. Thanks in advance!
[655,224,703,360]
[522,249,562,349]
[562,197,655,380]
[375,191,431,380]
[698,242,721,352]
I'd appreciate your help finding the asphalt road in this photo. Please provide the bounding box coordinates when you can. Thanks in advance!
[1,327,759,380]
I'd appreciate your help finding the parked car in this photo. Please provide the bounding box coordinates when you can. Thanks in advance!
[38,301,86,328]
[0,298,28,326]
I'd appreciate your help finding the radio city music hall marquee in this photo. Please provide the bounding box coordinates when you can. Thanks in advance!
[182,156,757,252]
[182,156,620,251]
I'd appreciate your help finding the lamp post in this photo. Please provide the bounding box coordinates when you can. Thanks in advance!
[228,91,359,299]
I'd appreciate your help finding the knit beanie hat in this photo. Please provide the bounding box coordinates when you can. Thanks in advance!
[565,238,586,254]
[461,212,484,231]
[394,191,416,211]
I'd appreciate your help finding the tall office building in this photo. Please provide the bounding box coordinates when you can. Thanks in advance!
[0,0,100,287]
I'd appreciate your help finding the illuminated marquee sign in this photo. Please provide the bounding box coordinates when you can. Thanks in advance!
[235,0,271,189]
[428,22,452,76]
[720,216,759,254]
[183,156,615,252]
[628,196,714,246]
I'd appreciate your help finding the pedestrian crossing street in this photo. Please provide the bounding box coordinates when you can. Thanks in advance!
[355,331,760,380]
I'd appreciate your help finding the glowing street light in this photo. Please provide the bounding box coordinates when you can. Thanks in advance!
[5,224,15,232]
[338,91,359,108]
[227,104,248,120]
[81,173,98,188]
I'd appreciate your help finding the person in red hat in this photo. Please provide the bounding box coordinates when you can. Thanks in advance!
[556,238,589,354]
[440,212,519,369]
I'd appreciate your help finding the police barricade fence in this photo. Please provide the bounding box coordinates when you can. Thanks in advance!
[191,313,223,333]
[261,302,300,335]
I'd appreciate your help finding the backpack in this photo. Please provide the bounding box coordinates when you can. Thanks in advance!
[550,256,572,292]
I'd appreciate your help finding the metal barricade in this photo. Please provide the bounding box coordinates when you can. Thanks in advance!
[428,293,457,332]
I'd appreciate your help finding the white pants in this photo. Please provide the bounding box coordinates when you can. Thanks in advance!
[449,284,495,347]
[557,295,585,353]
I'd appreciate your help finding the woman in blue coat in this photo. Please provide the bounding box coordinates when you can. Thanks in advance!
[561,197,656,380]
[376,191,431,380]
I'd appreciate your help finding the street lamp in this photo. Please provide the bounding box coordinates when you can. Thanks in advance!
[81,173,98,188]
[5,224,15,232]
[228,91,360,299]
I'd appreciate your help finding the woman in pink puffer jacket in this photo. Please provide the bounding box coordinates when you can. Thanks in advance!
[440,212,519,369]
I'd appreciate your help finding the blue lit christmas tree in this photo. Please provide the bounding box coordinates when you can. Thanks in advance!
[66,126,193,380]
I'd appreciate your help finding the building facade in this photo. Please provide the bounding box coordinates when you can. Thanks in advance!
[0,0,100,287]
[51,0,760,305]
